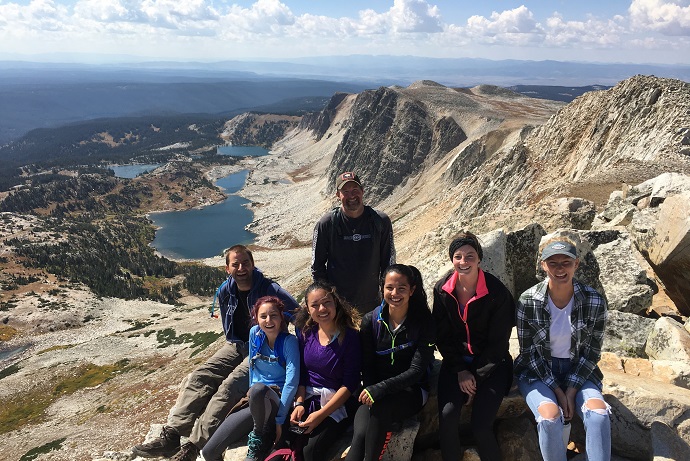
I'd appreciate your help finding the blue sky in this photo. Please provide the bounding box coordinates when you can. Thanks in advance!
[0,0,688,64]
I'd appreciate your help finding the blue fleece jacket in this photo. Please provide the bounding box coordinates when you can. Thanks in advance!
[217,268,299,343]
[248,325,300,425]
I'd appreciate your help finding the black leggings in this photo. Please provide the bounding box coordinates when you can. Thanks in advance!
[288,394,357,461]
[201,383,279,461]
[299,416,348,461]
[345,387,424,461]
[437,359,512,461]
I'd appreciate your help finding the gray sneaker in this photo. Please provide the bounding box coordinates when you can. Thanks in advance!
[131,425,181,458]
[170,442,199,461]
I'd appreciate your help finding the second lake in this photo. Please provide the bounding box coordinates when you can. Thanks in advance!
[149,170,255,260]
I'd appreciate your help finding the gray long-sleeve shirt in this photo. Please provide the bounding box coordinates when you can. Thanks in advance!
[311,206,395,313]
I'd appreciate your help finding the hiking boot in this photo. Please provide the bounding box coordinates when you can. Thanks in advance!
[132,425,181,458]
[170,441,199,461]
[244,430,272,461]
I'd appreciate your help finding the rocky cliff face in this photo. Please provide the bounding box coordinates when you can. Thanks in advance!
[220,113,301,148]
[521,75,690,198]
[299,91,350,141]
[325,85,467,198]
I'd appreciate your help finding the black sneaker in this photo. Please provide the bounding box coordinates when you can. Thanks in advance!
[170,442,199,461]
[132,425,181,458]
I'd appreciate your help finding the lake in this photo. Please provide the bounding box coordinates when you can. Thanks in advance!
[111,164,161,178]
[217,145,268,157]
[149,170,255,259]
[110,146,267,179]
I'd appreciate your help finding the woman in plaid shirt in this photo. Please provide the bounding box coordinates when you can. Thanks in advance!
[514,238,611,461]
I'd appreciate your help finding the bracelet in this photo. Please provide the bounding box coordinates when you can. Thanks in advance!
[294,401,304,408]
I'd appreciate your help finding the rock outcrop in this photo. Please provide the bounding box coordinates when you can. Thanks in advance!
[220,113,301,148]
[327,85,467,199]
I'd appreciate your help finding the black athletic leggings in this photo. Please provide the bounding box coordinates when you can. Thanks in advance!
[437,359,513,461]
[344,386,424,461]
[201,383,280,461]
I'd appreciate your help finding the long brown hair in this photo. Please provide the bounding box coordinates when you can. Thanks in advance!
[296,280,361,335]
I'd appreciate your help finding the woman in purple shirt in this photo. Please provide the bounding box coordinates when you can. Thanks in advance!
[289,280,362,461]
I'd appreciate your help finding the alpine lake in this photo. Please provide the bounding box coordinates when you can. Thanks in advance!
[112,145,268,259]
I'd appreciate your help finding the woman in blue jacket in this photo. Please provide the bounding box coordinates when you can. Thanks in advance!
[202,295,300,461]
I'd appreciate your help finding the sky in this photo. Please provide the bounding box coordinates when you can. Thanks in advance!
[0,0,689,65]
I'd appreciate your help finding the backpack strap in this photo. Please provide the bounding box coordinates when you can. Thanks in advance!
[274,331,287,368]
[250,330,288,368]
[209,278,230,318]
[368,206,384,235]
[329,207,341,240]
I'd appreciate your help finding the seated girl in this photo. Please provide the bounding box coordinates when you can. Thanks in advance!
[202,295,300,461]
[289,281,362,461]
[515,238,611,461]
[345,264,436,461]
[433,232,515,461]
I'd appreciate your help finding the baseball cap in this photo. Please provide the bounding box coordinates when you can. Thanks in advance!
[540,241,578,261]
[336,172,362,190]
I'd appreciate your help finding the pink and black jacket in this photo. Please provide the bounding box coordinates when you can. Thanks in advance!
[432,269,515,385]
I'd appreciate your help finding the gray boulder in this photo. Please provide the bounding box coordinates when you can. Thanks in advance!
[646,317,690,364]
[644,192,690,315]
[478,228,514,294]
[591,233,655,314]
[651,420,690,460]
[604,369,690,460]
[604,310,656,357]
[506,223,545,298]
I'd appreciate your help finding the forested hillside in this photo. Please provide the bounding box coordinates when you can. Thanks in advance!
[0,162,232,304]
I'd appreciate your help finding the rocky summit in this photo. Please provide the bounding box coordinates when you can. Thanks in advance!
[2,75,690,460]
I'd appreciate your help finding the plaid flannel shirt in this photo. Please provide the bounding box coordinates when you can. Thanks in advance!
[514,278,607,391]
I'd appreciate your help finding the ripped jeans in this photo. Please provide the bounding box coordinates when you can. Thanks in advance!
[518,358,611,461]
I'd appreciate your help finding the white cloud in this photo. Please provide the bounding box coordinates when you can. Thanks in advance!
[629,0,690,35]
[73,0,139,23]
[544,14,625,47]
[458,7,630,50]
[0,0,70,31]
[0,0,688,63]
[353,0,442,36]
[388,0,442,33]
[225,0,295,31]
[466,6,539,35]
[73,0,220,31]
[464,6,544,45]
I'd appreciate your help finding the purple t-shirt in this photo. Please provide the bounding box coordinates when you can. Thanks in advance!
[298,326,361,394]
